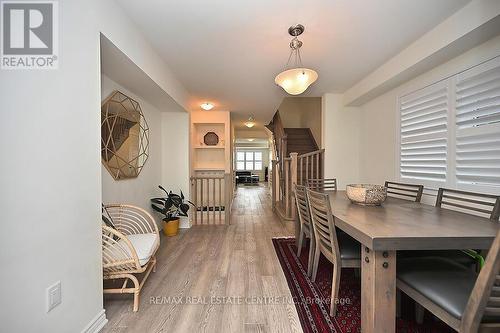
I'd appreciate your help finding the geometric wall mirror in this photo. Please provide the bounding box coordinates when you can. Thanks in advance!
[101,90,149,180]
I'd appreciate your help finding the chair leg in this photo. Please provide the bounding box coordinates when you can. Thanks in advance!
[297,230,304,257]
[312,244,321,282]
[396,290,401,318]
[133,290,140,312]
[415,303,425,324]
[307,237,315,277]
[330,263,341,317]
[354,268,360,279]
[130,275,140,312]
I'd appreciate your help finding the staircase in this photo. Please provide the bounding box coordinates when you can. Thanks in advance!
[267,111,324,221]
[284,128,318,156]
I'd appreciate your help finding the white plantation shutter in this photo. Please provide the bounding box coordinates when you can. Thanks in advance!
[399,81,449,186]
[455,57,500,189]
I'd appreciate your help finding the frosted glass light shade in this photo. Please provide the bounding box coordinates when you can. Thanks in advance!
[275,68,318,95]
[200,102,214,110]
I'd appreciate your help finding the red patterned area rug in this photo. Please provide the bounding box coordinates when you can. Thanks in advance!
[272,237,455,333]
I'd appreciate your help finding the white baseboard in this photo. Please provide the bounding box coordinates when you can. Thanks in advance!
[179,217,191,228]
[81,309,107,333]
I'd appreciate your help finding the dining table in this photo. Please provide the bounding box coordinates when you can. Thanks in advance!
[325,190,499,333]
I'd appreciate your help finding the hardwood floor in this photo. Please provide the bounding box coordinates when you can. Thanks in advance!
[102,184,302,333]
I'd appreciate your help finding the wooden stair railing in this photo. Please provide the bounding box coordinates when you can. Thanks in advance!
[266,110,325,220]
[267,110,324,221]
[271,149,324,221]
[266,110,287,166]
[297,149,324,185]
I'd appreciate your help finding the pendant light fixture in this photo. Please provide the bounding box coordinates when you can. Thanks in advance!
[275,24,318,95]
[245,116,255,128]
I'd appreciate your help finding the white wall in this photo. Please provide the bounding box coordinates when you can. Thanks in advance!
[0,1,188,332]
[321,94,361,189]
[358,35,500,203]
[101,75,163,222]
[0,2,103,332]
[161,112,190,228]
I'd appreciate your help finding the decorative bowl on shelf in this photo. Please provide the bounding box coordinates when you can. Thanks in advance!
[204,132,219,146]
[346,184,387,206]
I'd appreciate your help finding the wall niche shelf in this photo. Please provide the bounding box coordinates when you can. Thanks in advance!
[190,112,231,175]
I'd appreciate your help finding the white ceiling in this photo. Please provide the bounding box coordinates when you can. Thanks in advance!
[117,0,470,128]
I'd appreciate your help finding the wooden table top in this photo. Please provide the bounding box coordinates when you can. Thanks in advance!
[327,191,499,251]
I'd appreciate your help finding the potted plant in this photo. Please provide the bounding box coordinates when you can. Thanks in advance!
[151,185,193,236]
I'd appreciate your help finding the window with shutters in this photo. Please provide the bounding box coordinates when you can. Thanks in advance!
[399,81,449,189]
[455,57,500,190]
[399,56,500,192]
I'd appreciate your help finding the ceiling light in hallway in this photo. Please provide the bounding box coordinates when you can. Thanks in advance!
[200,102,214,110]
[275,24,318,95]
[245,117,255,128]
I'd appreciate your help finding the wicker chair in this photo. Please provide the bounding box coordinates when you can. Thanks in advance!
[102,204,160,312]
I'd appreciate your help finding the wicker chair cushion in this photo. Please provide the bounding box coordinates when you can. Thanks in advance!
[119,233,159,266]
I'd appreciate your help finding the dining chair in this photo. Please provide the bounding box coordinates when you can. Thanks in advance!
[306,188,361,316]
[400,188,500,269]
[294,184,315,276]
[438,188,500,266]
[436,188,500,221]
[306,178,337,191]
[384,181,424,202]
[397,229,500,332]
[398,188,500,323]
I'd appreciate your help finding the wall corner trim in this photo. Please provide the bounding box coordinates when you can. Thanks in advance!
[81,309,108,333]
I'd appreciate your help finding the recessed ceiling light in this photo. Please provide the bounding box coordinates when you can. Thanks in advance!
[200,102,214,110]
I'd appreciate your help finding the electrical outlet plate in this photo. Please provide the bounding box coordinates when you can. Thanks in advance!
[47,281,61,312]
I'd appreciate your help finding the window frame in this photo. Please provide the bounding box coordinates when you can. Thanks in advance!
[236,150,263,171]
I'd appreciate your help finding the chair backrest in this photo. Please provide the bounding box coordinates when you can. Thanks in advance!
[307,178,337,191]
[101,225,141,273]
[295,184,312,231]
[436,188,500,221]
[306,189,340,264]
[384,181,424,202]
[104,204,158,234]
[460,229,500,332]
